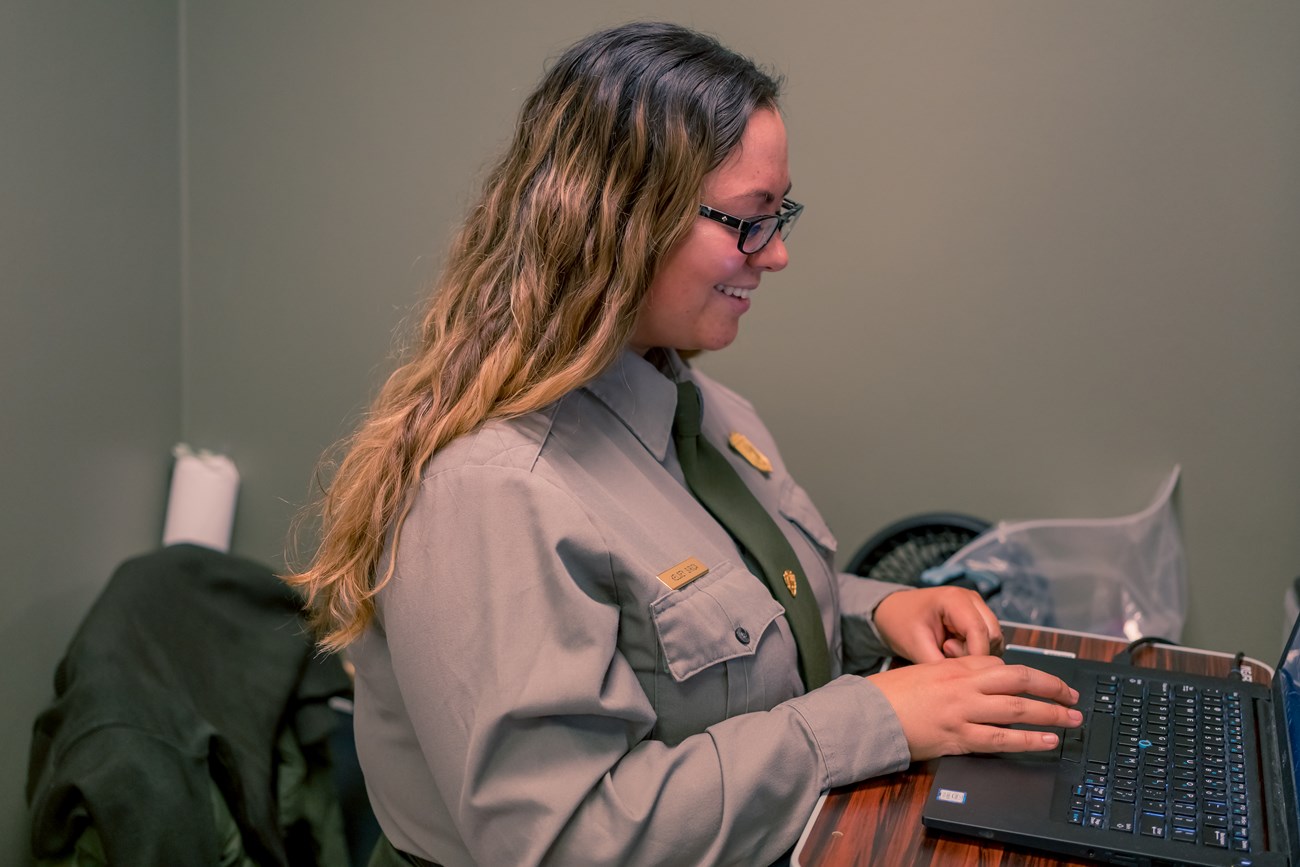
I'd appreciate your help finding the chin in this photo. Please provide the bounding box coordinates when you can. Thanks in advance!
[686,326,740,354]
[699,333,739,353]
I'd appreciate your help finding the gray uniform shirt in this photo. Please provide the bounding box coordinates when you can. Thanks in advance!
[351,349,912,866]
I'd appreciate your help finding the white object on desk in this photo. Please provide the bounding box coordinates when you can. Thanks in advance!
[162,444,239,552]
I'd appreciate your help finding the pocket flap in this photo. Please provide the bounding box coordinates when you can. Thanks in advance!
[779,477,839,555]
[650,560,784,683]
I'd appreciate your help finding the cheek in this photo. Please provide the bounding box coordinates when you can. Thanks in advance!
[682,249,745,295]
[671,224,746,278]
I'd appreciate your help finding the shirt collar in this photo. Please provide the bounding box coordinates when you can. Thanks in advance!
[582,348,688,463]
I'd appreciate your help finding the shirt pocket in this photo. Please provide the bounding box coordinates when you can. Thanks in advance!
[778,476,839,558]
[650,559,785,683]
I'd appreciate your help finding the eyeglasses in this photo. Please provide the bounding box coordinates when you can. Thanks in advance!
[697,198,805,255]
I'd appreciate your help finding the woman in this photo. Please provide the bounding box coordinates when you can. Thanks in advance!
[288,22,1080,867]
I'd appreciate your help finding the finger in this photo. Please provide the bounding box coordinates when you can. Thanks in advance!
[977,664,1080,707]
[965,724,1067,754]
[988,625,1006,656]
[956,613,990,656]
[972,693,1085,729]
[939,592,994,656]
[979,607,1005,655]
[965,595,1003,655]
[904,628,948,664]
[941,634,994,658]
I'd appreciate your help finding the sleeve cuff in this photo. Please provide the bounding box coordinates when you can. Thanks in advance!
[838,575,910,667]
[786,675,911,790]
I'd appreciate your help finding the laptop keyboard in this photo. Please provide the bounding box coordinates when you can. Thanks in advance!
[1059,673,1251,852]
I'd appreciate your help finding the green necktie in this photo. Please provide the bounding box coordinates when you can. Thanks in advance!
[672,380,832,691]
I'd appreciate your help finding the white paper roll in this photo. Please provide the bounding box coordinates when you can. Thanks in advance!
[162,444,240,552]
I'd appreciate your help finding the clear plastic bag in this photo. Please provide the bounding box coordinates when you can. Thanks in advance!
[921,467,1187,641]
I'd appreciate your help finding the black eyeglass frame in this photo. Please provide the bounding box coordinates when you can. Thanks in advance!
[697,198,804,255]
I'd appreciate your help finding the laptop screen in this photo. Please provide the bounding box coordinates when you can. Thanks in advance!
[1276,616,1300,840]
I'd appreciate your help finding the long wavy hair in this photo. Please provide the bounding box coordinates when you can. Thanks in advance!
[286,22,783,651]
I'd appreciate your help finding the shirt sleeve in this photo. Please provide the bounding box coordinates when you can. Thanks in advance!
[378,465,910,867]
[836,571,910,673]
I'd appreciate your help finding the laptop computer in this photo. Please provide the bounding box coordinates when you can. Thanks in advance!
[921,617,1300,867]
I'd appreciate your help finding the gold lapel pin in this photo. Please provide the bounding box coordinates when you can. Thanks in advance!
[783,569,798,597]
[728,432,773,475]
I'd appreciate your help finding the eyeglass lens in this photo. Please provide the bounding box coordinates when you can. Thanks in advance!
[742,220,778,254]
[741,206,800,254]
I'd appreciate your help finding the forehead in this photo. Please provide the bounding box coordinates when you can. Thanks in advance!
[701,109,790,206]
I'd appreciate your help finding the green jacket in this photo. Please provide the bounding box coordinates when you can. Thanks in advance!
[27,544,353,867]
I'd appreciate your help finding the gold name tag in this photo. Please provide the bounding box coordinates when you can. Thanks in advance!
[728,432,773,475]
[656,557,709,591]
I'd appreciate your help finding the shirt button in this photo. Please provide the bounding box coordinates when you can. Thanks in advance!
[734,627,750,645]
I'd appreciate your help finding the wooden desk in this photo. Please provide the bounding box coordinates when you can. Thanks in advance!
[793,623,1274,867]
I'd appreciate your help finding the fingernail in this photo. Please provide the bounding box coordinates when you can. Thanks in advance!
[1041,732,1059,746]
[1068,709,1083,724]
[1070,688,1080,703]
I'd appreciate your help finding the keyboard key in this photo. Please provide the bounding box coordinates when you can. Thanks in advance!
[1110,801,1136,833]
[1140,813,1166,838]
[1086,714,1116,764]
[1065,675,1262,853]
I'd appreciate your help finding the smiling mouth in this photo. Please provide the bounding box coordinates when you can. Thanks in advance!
[715,284,754,300]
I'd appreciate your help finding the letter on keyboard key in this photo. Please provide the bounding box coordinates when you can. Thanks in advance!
[1139,813,1166,838]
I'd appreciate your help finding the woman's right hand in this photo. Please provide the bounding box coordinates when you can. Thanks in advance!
[869,655,1082,761]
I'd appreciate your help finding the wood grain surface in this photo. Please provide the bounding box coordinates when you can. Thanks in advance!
[795,623,1274,866]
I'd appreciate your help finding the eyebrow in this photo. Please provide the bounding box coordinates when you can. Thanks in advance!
[731,182,795,206]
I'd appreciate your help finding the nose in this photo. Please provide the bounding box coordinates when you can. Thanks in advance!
[749,233,789,272]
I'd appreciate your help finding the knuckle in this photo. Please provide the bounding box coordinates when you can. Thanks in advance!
[986,726,1012,749]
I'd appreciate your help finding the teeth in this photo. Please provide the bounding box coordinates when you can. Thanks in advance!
[716,284,753,300]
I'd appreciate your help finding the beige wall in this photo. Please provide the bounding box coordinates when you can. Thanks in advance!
[5,0,1299,860]
[185,1,1300,657]
[2,2,181,863]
